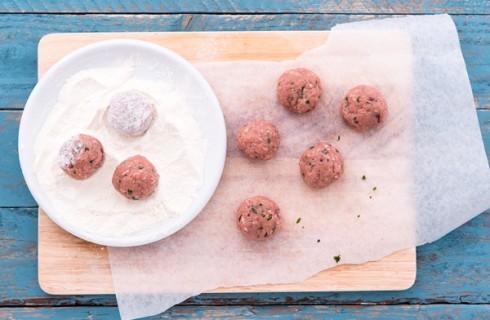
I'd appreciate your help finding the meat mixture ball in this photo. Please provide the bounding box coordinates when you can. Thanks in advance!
[341,85,388,131]
[58,134,105,180]
[236,196,281,240]
[299,142,344,189]
[112,155,159,200]
[237,118,280,160]
[277,68,322,113]
[108,90,155,137]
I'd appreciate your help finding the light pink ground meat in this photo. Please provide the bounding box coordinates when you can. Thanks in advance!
[341,85,388,131]
[58,134,105,180]
[237,118,280,160]
[299,142,344,189]
[108,90,155,137]
[112,155,159,200]
[277,68,322,113]
[236,196,281,240]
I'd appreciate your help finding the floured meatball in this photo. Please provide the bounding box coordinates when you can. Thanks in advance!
[108,90,155,137]
[58,134,105,180]
[236,196,281,240]
[299,142,344,189]
[237,118,280,160]
[112,155,159,200]
[277,68,322,113]
[341,85,388,131]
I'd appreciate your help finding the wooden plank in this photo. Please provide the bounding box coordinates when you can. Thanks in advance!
[1,305,490,319]
[0,14,488,110]
[0,0,488,14]
[37,30,416,295]
[0,112,35,206]
[0,208,488,306]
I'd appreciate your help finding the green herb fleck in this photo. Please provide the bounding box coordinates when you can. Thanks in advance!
[356,96,360,103]
[267,214,273,221]
[362,175,366,181]
[317,239,321,243]
[344,97,349,108]
[373,187,377,191]
[260,213,266,218]
[296,218,302,224]
[333,255,341,263]
[267,137,271,144]
[251,206,257,214]
[127,190,133,195]
[357,214,361,218]
[272,225,276,233]
[337,135,340,141]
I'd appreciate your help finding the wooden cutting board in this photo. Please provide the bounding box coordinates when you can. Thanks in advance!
[38,31,416,295]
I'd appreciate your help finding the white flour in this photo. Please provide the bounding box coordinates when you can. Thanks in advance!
[34,64,207,237]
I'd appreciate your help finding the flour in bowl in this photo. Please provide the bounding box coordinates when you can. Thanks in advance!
[34,64,207,237]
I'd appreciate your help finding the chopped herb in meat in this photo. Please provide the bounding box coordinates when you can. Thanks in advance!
[317,239,321,243]
[296,218,302,224]
[362,175,366,180]
[337,135,340,141]
[251,206,257,214]
[333,255,341,263]
[373,187,377,191]
[267,214,273,221]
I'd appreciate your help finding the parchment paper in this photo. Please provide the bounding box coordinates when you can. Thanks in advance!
[108,15,490,320]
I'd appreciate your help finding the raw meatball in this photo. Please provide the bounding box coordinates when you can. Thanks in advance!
[112,155,159,200]
[58,134,105,180]
[299,142,344,189]
[237,118,280,160]
[236,196,281,240]
[341,85,388,131]
[108,90,154,137]
[277,68,322,113]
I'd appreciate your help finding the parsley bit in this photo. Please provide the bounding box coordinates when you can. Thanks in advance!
[357,214,360,218]
[362,175,366,181]
[333,255,341,263]
[317,239,321,243]
[373,186,377,191]
[296,218,302,224]
[337,135,340,141]
[266,214,273,221]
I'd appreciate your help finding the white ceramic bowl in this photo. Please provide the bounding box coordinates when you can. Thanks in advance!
[18,39,226,247]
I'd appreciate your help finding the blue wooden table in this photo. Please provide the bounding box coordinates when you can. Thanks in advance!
[0,1,489,319]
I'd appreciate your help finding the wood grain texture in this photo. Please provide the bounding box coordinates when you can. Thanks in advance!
[1,208,488,306]
[0,0,488,14]
[37,30,416,295]
[1,304,490,319]
[0,14,488,110]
